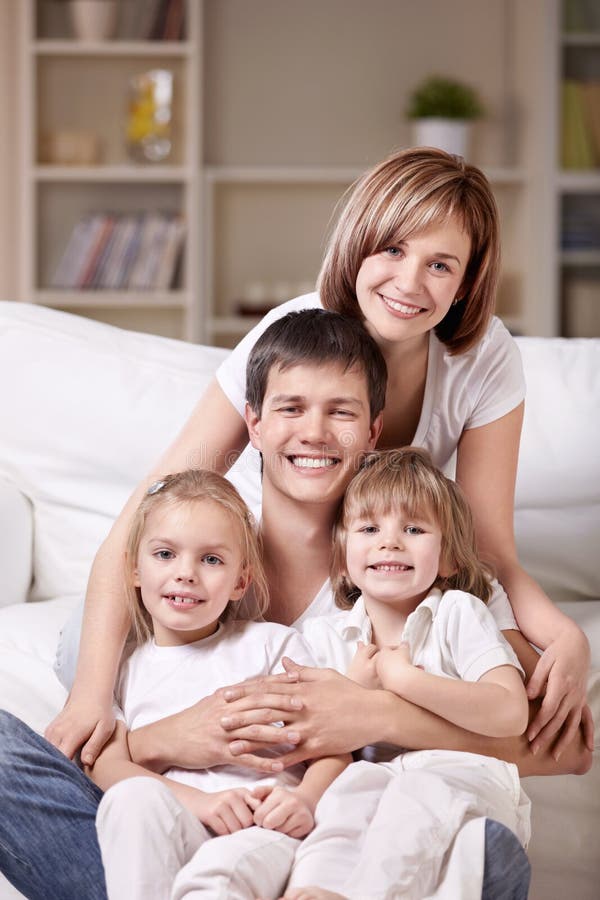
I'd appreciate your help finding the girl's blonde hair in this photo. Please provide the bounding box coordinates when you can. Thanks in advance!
[318,147,500,354]
[125,469,269,644]
[332,447,493,608]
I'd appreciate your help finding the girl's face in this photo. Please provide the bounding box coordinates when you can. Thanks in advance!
[354,217,471,350]
[134,499,247,646]
[345,505,445,612]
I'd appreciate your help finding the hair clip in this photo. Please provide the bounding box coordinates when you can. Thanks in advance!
[147,480,166,495]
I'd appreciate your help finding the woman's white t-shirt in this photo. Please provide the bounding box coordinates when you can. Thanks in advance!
[218,292,526,511]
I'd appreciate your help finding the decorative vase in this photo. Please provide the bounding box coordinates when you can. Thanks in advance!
[68,1,118,41]
[412,118,471,158]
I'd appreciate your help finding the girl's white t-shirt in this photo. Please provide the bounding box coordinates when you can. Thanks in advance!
[218,293,526,512]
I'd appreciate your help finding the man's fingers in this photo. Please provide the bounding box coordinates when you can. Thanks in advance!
[223,686,305,708]
[221,706,302,732]
[226,751,285,773]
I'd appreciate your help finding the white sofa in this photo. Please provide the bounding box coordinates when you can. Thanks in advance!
[0,301,598,899]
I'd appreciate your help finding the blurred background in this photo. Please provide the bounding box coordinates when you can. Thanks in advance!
[0,0,599,345]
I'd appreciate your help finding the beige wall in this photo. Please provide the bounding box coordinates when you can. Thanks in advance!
[0,0,19,300]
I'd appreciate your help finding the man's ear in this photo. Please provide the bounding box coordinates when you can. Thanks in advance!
[244,401,262,451]
[368,413,384,449]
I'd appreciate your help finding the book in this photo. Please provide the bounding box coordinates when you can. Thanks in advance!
[78,215,115,288]
[51,216,96,288]
[154,215,186,289]
[582,81,600,166]
[561,80,595,170]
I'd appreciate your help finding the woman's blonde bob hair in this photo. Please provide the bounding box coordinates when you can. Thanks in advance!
[331,447,493,608]
[125,469,268,644]
[318,147,500,354]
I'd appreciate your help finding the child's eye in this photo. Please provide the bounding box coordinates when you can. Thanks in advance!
[360,525,379,534]
[405,525,424,535]
[202,554,223,566]
[154,549,174,560]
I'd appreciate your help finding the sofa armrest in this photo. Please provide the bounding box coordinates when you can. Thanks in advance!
[0,479,33,607]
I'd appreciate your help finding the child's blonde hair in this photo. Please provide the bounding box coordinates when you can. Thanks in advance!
[125,469,269,643]
[331,447,492,608]
[318,147,500,354]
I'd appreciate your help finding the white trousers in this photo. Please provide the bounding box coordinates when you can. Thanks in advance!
[96,777,299,900]
[288,749,531,900]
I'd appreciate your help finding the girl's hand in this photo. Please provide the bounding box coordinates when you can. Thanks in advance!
[526,626,593,757]
[347,642,381,689]
[251,784,314,838]
[192,787,256,835]
[44,694,115,764]
[375,642,414,693]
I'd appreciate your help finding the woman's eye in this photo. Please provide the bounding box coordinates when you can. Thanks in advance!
[383,247,401,257]
[203,554,223,566]
[155,550,174,560]
[431,261,449,273]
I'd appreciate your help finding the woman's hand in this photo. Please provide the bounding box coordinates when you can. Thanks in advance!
[44,693,115,764]
[526,625,593,758]
[346,642,381,689]
[221,658,391,767]
[251,784,314,838]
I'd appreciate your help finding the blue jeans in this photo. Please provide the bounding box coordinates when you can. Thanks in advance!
[0,709,530,899]
[0,710,106,900]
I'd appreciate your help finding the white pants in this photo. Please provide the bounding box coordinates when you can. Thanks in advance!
[288,750,531,900]
[96,777,300,900]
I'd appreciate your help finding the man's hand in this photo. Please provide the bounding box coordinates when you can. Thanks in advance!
[347,642,381,689]
[221,658,391,767]
[44,694,115,764]
[251,784,314,838]
[526,626,593,758]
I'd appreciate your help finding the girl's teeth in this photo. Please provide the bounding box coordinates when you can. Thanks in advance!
[170,596,199,604]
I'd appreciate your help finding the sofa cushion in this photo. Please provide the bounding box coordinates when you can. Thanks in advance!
[514,338,600,603]
[0,302,228,603]
[0,480,33,607]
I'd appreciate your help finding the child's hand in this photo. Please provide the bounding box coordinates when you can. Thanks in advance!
[251,784,314,838]
[526,627,593,758]
[45,695,115,764]
[375,642,415,692]
[346,641,381,689]
[192,787,256,835]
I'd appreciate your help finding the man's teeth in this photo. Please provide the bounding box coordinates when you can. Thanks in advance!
[382,296,422,316]
[169,596,200,604]
[290,456,336,468]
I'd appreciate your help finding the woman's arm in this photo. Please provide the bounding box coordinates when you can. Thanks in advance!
[456,404,592,755]
[374,643,529,737]
[45,379,249,764]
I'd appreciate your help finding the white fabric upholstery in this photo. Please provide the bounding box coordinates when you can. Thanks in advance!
[0,301,598,900]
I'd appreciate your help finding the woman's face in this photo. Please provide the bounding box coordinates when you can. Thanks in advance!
[354,216,471,350]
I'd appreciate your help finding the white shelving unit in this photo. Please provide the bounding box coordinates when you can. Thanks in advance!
[18,0,201,341]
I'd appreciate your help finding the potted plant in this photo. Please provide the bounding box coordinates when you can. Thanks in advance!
[406,75,484,158]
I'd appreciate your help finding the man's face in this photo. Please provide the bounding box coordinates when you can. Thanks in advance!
[245,361,382,509]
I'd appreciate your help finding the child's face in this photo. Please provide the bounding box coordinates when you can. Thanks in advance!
[134,499,247,646]
[245,361,382,510]
[345,505,443,612]
[355,216,470,348]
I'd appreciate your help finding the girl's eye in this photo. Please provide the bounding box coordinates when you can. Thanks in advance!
[154,549,174,560]
[203,554,223,566]
[360,525,379,534]
[405,525,424,535]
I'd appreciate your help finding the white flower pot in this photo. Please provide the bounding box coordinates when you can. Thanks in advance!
[412,119,471,158]
[68,1,118,41]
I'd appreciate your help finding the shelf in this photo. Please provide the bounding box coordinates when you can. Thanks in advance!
[34,165,193,183]
[561,249,600,266]
[34,291,188,309]
[562,32,600,47]
[557,171,600,191]
[205,165,526,186]
[32,40,192,57]
[208,315,263,334]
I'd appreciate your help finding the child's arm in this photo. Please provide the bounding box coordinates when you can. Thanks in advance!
[375,643,529,738]
[44,379,249,763]
[88,719,256,835]
[251,754,350,839]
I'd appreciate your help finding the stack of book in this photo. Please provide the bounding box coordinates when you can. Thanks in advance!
[561,81,600,170]
[51,212,186,291]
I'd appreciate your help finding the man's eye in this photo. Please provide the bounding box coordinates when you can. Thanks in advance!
[203,554,223,566]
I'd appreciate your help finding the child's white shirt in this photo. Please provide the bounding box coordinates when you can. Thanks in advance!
[114,619,315,793]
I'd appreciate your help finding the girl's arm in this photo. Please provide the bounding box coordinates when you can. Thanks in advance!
[456,403,592,755]
[375,643,528,737]
[45,379,248,764]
